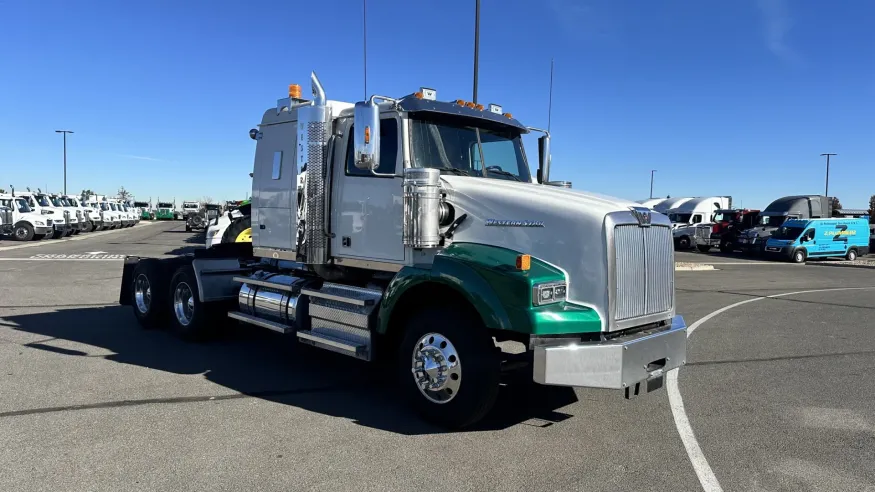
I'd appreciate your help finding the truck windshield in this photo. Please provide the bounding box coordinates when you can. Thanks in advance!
[772,226,804,240]
[14,198,31,213]
[99,203,110,211]
[669,213,692,223]
[409,116,531,182]
[158,203,173,208]
[35,195,52,207]
[67,198,80,206]
[713,212,735,222]
[759,215,786,227]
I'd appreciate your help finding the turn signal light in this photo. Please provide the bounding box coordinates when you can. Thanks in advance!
[289,84,302,99]
[364,126,371,144]
[516,254,531,271]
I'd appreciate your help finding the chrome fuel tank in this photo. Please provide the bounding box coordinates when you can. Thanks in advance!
[238,273,310,326]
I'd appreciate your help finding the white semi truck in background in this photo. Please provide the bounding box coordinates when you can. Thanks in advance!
[0,191,53,240]
[666,196,733,249]
[120,73,687,428]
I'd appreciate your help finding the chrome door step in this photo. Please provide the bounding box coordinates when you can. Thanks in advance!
[227,311,293,334]
[297,331,368,359]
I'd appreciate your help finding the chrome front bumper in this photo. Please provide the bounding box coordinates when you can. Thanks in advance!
[533,316,687,389]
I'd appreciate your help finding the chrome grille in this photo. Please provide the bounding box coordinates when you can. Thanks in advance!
[614,224,674,322]
[0,207,11,226]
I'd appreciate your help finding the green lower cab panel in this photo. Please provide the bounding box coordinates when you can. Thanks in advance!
[380,243,602,336]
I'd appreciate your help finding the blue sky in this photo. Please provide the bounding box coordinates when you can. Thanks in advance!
[1,0,873,209]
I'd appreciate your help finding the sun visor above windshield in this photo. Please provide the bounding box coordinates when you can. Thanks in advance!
[398,96,528,133]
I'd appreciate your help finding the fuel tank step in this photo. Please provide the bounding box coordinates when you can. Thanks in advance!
[297,331,368,358]
[227,311,293,334]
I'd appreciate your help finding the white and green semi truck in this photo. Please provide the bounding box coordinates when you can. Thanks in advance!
[120,73,687,428]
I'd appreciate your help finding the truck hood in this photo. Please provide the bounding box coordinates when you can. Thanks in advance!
[442,176,648,329]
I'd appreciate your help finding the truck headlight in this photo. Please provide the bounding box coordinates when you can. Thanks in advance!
[533,281,567,306]
[34,220,45,226]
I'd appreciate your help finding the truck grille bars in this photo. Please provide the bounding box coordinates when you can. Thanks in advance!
[613,224,674,323]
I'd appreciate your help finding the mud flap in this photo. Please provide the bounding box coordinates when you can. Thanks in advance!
[119,256,141,305]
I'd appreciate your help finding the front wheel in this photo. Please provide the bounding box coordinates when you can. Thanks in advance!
[397,306,500,429]
[696,245,710,253]
[51,228,65,239]
[13,223,34,241]
[82,221,93,233]
[792,249,806,263]
[846,249,858,261]
[677,236,691,250]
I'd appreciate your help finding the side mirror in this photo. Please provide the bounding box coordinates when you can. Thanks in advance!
[537,134,551,184]
[354,100,380,171]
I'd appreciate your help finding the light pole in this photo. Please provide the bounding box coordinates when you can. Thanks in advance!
[472,0,480,103]
[649,170,657,199]
[55,130,74,194]
[820,153,836,199]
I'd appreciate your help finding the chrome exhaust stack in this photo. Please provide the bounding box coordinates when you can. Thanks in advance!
[296,71,331,265]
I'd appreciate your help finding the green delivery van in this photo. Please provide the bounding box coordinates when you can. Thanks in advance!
[764,217,870,263]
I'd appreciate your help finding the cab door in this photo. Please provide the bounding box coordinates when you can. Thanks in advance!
[330,116,405,264]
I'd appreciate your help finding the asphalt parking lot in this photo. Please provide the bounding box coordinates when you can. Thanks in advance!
[1,221,873,492]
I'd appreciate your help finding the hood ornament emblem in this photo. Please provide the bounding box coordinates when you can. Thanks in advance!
[629,206,652,227]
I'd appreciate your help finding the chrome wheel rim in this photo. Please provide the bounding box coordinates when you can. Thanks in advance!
[14,227,27,239]
[795,252,804,262]
[134,274,151,314]
[411,333,461,404]
[173,281,194,326]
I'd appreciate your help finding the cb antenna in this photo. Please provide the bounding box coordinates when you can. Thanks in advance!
[363,0,368,99]
[548,58,554,133]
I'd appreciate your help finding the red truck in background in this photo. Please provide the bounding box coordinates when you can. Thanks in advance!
[695,208,761,253]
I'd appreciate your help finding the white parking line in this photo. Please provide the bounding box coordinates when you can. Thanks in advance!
[669,286,875,492]
[0,222,156,252]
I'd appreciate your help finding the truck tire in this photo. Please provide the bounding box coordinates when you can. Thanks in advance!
[846,249,858,261]
[696,245,710,253]
[168,264,212,341]
[185,224,192,232]
[51,228,64,239]
[222,216,252,244]
[32,233,46,241]
[397,306,500,429]
[677,236,691,250]
[131,260,168,329]
[13,222,34,241]
[81,221,93,233]
[792,249,806,263]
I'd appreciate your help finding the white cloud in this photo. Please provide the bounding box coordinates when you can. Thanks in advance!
[115,154,168,163]
[756,0,800,63]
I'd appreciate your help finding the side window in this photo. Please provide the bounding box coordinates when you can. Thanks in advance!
[346,119,398,176]
[692,214,703,224]
[805,229,815,240]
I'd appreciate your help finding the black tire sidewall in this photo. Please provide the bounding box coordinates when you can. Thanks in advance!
[14,223,34,241]
[222,216,251,243]
[168,265,207,341]
[793,250,806,263]
[679,236,690,249]
[131,261,167,329]
[397,307,500,429]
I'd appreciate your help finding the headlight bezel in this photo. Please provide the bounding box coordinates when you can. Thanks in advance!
[532,281,567,306]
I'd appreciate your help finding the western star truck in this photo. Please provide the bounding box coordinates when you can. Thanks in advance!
[155,201,176,220]
[119,74,687,428]
[738,195,831,254]
[135,201,154,220]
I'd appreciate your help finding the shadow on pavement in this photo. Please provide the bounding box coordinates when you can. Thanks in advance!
[3,305,578,434]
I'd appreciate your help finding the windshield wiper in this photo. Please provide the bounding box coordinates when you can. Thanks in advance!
[439,167,471,176]
[485,166,522,181]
